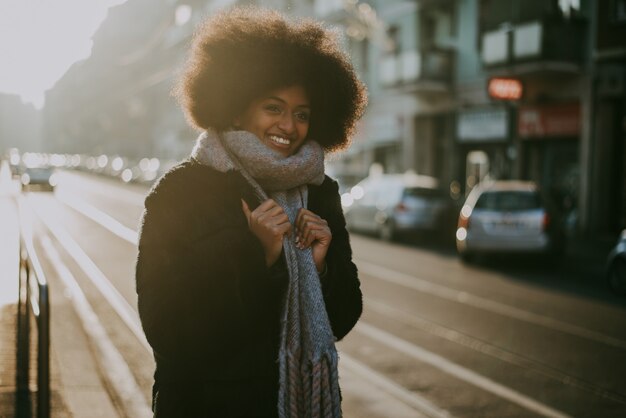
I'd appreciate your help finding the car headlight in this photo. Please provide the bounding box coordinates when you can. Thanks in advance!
[21,173,30,185]
[49,173,58,187]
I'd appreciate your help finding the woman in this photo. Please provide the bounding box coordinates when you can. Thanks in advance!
[136,7,366,418]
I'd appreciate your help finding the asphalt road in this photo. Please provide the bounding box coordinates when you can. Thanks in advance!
[15,169,626,417]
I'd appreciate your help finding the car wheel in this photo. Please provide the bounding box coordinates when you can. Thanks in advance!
[379,220,396,242]
[608,258,626,296]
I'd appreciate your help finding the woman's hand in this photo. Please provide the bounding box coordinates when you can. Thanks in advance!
[295,208,332,273]
[242,199,292,267]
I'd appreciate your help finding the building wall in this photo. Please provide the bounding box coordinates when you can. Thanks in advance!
[0,94,42,154]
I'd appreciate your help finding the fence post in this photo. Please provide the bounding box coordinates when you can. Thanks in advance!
[16,246,31,417]
[37,283,50,418]
[16,231,51,418]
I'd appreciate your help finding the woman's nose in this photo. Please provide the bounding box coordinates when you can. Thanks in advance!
[277,113,295,133]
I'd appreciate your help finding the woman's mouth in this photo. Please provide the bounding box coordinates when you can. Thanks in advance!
[269,135,291,146]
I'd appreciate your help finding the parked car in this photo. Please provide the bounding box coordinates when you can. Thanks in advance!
[456,180,565,263]
[21,167,57,191]
[344,173,454,241]
[606,229,626,296]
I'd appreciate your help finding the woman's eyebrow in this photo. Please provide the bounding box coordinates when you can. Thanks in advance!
[266,96,310,108]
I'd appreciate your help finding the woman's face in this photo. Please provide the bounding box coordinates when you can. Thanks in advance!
[236,85,311,157]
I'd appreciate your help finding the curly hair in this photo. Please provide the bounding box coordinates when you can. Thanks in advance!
[173,6,367,152]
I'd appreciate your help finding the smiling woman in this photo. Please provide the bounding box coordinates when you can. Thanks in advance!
[0,0,126,108]
[235,85,311,157]
[137,6,366,418]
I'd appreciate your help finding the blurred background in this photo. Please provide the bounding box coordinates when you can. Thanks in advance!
[2,0,625,241]
[1,1,626,417]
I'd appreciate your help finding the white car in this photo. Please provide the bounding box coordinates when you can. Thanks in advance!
[456,180,565,262]
[344,173,453,241]
[21,167,58,191]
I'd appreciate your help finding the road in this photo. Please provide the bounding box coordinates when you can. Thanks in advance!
[10,169,626,417]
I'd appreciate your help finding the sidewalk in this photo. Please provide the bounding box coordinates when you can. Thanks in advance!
[0,168,21,417]
[0,185,118,416]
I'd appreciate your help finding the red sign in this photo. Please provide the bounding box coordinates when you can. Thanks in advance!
[518,103,580,138]
[488,78,523,100]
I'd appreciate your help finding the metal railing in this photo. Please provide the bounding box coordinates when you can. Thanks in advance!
[17,224,50,418]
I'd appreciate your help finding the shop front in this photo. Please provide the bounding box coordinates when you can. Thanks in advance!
[518,102,581,216]
[456,106,512,194]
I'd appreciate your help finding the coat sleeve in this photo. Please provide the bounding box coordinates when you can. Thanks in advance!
[135,173,281,363]
[317,180,363,341]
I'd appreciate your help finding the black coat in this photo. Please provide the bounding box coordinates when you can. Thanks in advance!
[136,159,362,417]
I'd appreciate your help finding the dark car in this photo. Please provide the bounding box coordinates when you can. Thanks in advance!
[21,167,57,191]
[607,229,626,296]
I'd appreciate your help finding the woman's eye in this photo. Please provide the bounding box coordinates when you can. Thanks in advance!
[295,112,310,122]
[265,104,281,113]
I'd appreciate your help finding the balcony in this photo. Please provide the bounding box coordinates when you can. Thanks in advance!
[379,48,454,91]
[481,19,586,73]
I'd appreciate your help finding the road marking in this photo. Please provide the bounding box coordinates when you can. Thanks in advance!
[57,171,147,207]
[340,354,453,418]
[56,190,139,245]
[356,322,572,418]
[39,235,152,418]
[28,195,150,352]
[356,259,626,350]
[365,297,626,405]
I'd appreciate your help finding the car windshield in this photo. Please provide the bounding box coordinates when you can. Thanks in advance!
[403,187,443,199]
[26,168,53,178]
[475,191,541,211]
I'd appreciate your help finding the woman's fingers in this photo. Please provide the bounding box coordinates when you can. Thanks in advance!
[241,199,252,225]
[246,202,331,247]
[299,224,331,248]
[250,199,288,224]
[242,199,293,266]
[295,209,331,248]
[245,199,292,238]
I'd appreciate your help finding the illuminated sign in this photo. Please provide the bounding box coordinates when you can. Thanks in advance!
[518,103,580,138]
[488,78,523,100]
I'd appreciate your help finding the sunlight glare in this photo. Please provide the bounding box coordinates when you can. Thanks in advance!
[0,0,128,108]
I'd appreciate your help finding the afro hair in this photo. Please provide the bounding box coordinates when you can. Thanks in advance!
[173,6,367,152]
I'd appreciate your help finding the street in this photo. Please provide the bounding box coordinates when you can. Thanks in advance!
[7,169,626,418]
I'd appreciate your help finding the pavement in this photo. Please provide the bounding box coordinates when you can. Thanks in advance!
[0,159,619,417]
[1,164,117,418]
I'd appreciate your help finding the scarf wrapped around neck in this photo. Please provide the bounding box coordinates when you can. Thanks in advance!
[191,129,342,418]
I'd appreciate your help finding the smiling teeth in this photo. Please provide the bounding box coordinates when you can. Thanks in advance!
[270,135,290,145]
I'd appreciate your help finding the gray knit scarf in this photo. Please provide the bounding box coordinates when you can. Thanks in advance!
[191,129,342,418]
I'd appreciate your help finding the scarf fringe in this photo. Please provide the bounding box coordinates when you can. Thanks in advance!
[279,351,342,418]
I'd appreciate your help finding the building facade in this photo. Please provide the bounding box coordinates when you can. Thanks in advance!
[42,0,624,237]
[0,93,41,154]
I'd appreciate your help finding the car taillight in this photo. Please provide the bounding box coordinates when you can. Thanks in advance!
[458,215,470,229]
[542,213,550,231]
[395,202,408,212]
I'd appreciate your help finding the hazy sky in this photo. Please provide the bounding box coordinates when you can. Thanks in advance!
[0,0,127,109]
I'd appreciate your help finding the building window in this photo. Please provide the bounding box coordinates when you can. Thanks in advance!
[613,0,626,23]
[480,0,568,33]
[558,0,581,18]
[385,25,400,55]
